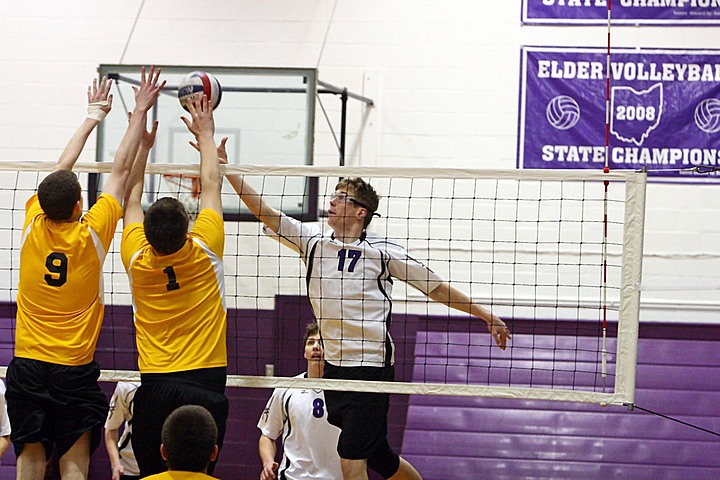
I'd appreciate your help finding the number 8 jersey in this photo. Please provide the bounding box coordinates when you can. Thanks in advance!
[121,209,227,374]
[265,214,443,368]
[16,193,122,366]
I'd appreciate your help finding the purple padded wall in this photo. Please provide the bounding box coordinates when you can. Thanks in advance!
[401,323,720,480]
[3,301,719,479]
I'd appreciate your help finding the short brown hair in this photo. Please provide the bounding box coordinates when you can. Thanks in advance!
[335,177,379,229]
[303,322,319,345]
[37,170,82,221]
[144,197,190,254]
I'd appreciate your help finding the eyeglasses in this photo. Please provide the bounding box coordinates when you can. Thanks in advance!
[330,192,380,217]
[330,192,367,208]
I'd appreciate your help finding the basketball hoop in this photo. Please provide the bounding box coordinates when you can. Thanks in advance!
[161,173,201,223]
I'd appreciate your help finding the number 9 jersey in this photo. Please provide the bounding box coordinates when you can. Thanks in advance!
[16,193,123,366]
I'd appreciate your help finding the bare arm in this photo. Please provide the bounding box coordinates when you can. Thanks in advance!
[54,76,113,171]
[123,119,159,227]
[218,138,283,232]
[428,282,511,350]
[181,93,222,215]
[258,434,279,480]
[104,428,124,480]
[0,435,9,458]
[103,66,166,203]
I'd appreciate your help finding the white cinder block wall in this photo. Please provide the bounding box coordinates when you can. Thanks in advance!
[1,0,718,323]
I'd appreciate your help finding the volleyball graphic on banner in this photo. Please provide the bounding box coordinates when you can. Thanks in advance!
[694,98,720,134]
[546,95,580,130]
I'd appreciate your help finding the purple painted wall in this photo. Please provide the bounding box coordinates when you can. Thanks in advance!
[0,298,412,479]
[401,322,720,480]
[1,302,718,479]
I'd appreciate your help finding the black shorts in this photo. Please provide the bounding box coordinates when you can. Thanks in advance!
[323,363,395,460]
[132,368,228,477]
[5,357,108,459]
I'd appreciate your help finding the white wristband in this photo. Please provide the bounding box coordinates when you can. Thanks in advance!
[87,101,109,121]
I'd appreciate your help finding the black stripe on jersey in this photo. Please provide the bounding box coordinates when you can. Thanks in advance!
[305,239,320,293]
[279,390,294,480]
[377,249,394,367]
[367,237,439,275]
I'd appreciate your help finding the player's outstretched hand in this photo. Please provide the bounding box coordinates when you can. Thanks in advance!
[190,136,228,164]
[132,65,166,113]
[87,75,113,120]
[488,316,511,350]
[128,112,159,151]
[181,93,215,140]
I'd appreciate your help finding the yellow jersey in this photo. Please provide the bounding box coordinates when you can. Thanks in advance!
[143,471,219,480]
[121,209,227,374]
[16,193,122,366]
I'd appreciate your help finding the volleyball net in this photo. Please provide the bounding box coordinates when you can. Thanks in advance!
[0,162,646,406]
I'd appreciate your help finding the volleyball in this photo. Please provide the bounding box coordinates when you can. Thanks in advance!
[177,71,222,111]
[694,98,720,134]
[546,95,580,130]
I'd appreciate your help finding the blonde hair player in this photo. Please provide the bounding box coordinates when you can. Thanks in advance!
[222,154,511,480]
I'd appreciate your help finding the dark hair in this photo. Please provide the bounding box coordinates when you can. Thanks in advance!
[144,197,190,254]
[162,405,218,472]
[335,177,379,229]
[37,170,82,221]
[303,322,319,345]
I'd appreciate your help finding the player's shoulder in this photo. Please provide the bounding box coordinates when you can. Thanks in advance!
[364,233,405,251]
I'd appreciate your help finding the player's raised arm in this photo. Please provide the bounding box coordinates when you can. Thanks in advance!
[55,76,113,171]
[181,93,222,215]
[123,116,159,227]
[103,65,165,203]
[213,138,282,233]
[427,282,511,350]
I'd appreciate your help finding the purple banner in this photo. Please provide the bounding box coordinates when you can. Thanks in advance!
[518,47,720,181]
[522,0,720,25]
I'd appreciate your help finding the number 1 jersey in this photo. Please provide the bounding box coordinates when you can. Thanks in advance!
[121,209,227,374]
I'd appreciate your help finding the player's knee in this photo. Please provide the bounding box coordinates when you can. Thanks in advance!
[367,441,400,479]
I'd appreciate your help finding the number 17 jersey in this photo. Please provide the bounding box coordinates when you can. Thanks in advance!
[265,214,443,368]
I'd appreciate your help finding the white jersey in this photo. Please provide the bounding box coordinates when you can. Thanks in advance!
[257,374,342,480]
[0,380,10,437]
[105,381,140,476]
[265,215,443,367]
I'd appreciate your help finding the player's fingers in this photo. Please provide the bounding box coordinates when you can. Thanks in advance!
[186,94,199,114]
